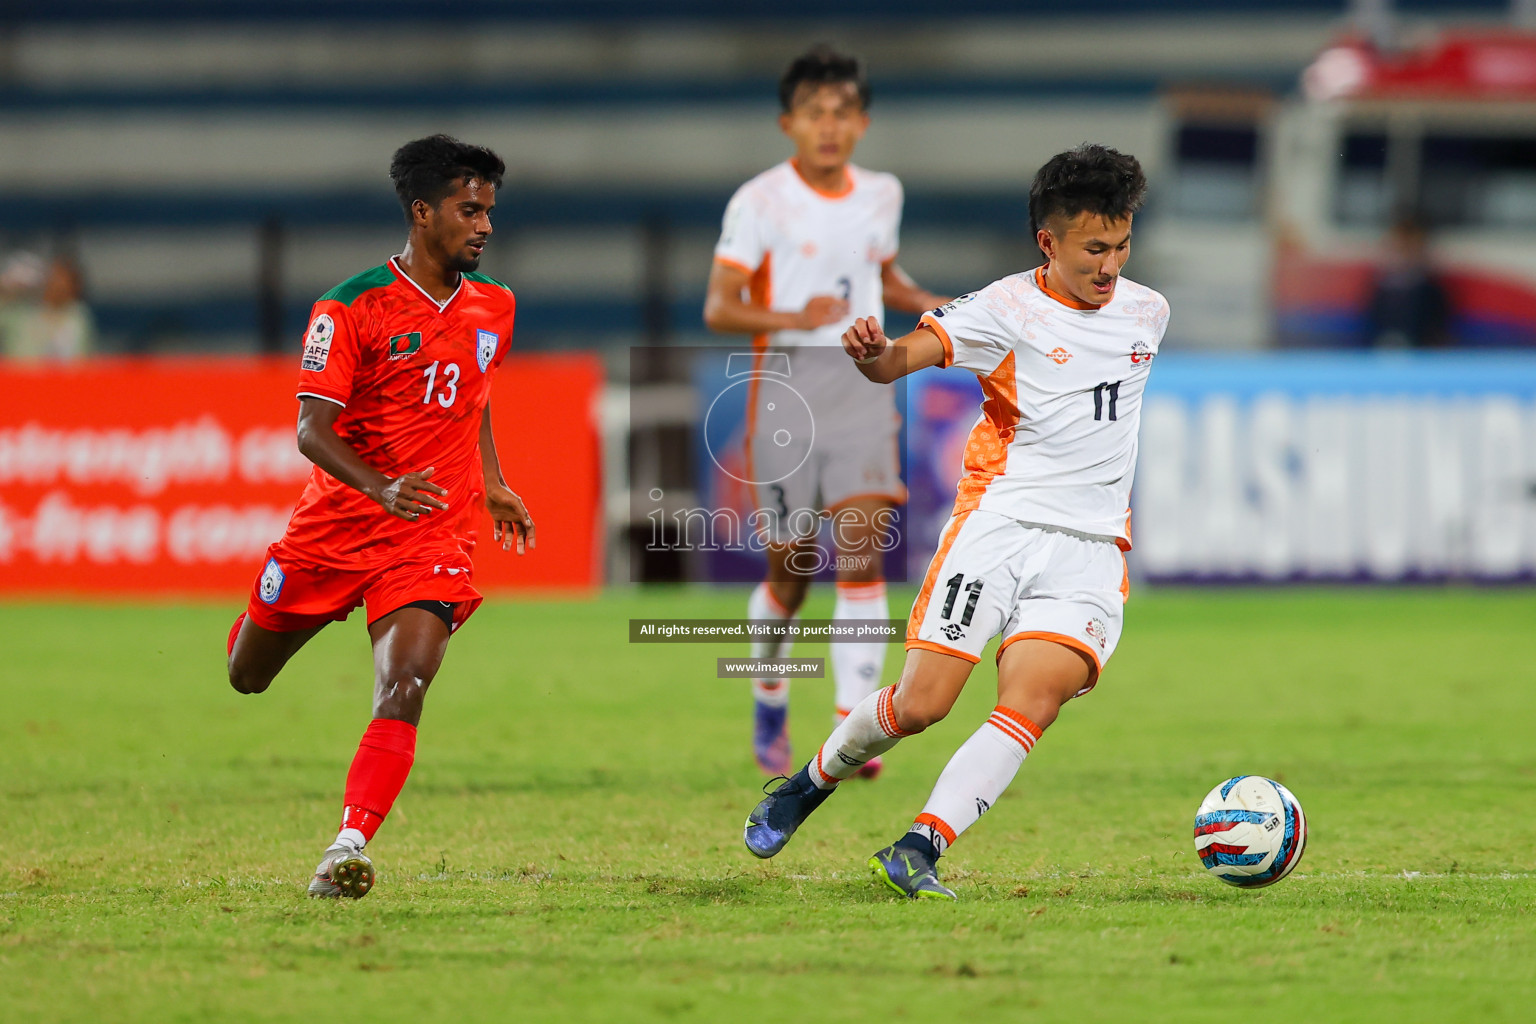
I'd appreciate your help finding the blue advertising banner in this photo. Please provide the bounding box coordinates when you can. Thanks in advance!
[1137,354,1536,581]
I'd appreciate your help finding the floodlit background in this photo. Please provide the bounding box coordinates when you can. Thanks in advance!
[6,8,1536,1020]
[2,0,1535,589]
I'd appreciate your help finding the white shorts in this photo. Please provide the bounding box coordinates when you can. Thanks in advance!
[906,509,1128,690]
[748,426,905,544]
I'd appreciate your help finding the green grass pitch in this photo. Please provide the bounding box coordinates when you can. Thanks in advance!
[4,587,1536,1022]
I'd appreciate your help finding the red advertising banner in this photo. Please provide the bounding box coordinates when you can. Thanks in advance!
[0,355,603,595]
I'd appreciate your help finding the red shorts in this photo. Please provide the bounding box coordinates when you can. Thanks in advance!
[245,541,484,634]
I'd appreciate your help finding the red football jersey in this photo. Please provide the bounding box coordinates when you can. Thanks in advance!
[282,257,516,568]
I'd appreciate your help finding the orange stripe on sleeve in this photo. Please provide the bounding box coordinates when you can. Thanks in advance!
[713,255,757,276]
[918,315,955,368]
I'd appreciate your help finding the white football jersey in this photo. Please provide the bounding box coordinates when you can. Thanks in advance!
[714,160,902,434]
[919,267,1171,545]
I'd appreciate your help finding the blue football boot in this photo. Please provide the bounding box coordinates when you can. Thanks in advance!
[868,835,957,900]
[743,766,833,859]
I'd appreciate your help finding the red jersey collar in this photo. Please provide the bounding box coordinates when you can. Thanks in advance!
[389,256,464,313]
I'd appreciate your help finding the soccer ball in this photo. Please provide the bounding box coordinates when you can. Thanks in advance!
[1194,776,1307,888]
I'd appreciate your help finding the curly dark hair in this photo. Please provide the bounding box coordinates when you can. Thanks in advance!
[778,45,869,112]
[1028,144,1147,237]
[389,134,506,222]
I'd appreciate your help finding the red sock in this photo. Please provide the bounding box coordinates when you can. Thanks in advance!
[340,718,418,842]
[227,612,247,657]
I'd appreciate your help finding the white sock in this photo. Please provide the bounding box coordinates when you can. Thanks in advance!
[748,582,795,707]
[808,685,910,789]
[335,827,367,850]
[831,581,888,723]
[909,706,1044,856]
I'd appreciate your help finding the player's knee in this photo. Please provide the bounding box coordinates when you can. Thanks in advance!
[375,664,435,715]
[891,689,951,734]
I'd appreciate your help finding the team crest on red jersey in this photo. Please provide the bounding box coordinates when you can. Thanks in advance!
[259,558,285,604]
[476,330,499,372]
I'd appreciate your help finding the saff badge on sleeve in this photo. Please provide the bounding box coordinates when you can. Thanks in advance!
[302,314,335,371]
[476,329,499,372]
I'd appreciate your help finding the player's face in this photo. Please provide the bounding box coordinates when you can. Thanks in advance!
[424,178,496,273]
[1037,212,1133,306]
[778,82,869,174]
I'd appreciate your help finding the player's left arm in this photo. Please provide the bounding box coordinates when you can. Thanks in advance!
[479,401,536,554]
[880,260,949,315]
[840,317,946,384]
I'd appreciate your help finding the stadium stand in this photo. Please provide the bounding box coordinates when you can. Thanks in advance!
[0,0,1508,352]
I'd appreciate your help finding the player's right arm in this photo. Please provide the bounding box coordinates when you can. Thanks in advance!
[296,399,448,522]
[704,182,846,335]
[293,299,446,522]
[839,316,946,384]
[702,260,847,335]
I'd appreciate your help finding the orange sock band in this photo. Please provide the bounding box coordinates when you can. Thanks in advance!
[876,687,911,739]
[913,813,957,846]
[986,706,1042,752]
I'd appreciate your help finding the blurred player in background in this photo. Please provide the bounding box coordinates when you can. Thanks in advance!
[704,45,948,777]
[743,145,1167,899]
[225,135,535,899]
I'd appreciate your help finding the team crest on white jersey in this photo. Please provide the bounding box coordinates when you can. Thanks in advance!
[258,558,285,605]
[1131,339,1154,364]
[1085,617,1108,650]
[301,314,335,371]
[476,329,499,373]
